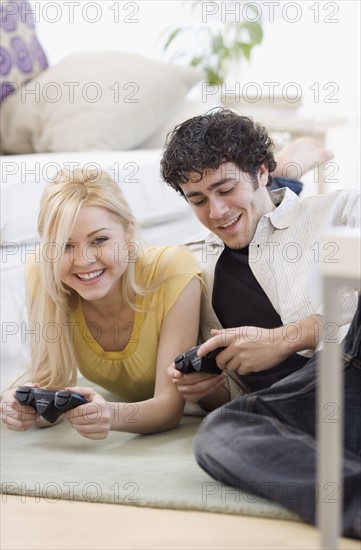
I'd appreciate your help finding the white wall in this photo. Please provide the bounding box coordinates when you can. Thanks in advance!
[29,0,360,191]
[29,1,187,64]
[234,1,360,193]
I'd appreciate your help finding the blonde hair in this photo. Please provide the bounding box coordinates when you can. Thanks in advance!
[27,168,143,389]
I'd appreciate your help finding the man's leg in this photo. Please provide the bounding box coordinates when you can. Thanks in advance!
[194,298,361,539]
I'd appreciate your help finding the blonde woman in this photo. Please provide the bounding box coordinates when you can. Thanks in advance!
[1,169,204,439]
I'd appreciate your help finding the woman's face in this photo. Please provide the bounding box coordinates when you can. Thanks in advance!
[59,205,132,304]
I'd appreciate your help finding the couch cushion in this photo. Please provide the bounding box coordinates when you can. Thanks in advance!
[0,51,201,153]
[0,151,202,244]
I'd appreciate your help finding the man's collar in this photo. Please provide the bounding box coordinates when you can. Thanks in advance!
[266,187,300,229]
[184,228,223,247]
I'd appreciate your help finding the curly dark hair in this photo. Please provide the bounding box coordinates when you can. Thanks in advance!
[160,108,277,196]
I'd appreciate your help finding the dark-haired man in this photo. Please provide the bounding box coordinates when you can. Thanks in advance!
[161,109,361,539]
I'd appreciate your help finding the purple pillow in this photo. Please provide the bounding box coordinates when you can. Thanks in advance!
[0,0,48,103]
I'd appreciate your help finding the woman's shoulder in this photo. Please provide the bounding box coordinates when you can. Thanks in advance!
[136,246,200,287]
[143,245,199,271]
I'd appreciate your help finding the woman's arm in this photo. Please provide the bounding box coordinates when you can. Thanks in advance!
[65,277,203,439]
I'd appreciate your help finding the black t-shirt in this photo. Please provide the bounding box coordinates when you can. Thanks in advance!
[212,245,308,392]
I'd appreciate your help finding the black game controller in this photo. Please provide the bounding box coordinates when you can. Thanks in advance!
[15,387,88,424]
[174,345,225,375]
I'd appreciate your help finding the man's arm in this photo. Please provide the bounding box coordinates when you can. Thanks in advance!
[197,314,322,376]
[167,315,321,407]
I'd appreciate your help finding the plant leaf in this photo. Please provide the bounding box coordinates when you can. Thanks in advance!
[163,27,183,51]
[190,56,203,67]
[242,22,263,45]
[239,43,252,61]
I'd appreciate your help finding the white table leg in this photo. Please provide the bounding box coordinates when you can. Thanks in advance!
[318,229,361,549]
[318,278,344,549]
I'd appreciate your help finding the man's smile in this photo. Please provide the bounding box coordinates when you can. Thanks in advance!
[216,214,242,230]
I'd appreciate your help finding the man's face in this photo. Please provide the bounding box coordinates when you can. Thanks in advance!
[182,162,275,249]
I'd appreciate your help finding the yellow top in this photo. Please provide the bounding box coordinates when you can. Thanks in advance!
[27,246,200,402]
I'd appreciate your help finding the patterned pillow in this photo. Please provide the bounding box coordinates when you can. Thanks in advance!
[0,0,48,103]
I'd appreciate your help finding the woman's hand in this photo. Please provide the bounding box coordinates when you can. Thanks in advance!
[167,362,226,403]
[63,386,112,440]
[0,383,41,431]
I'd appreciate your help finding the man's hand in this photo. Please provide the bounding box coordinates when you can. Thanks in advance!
[198,326,291,376]
[199,316,320,376]
[64,387,111,440]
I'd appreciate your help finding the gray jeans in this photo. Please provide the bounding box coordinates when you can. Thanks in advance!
[194,296,361,539]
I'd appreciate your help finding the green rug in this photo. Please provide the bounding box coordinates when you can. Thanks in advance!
[0,400,300,522]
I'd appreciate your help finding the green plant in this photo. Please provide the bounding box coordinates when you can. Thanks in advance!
[162,1,264,85]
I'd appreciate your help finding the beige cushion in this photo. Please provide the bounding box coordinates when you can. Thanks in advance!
[140,99,210,149]
[0,51,201,153]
